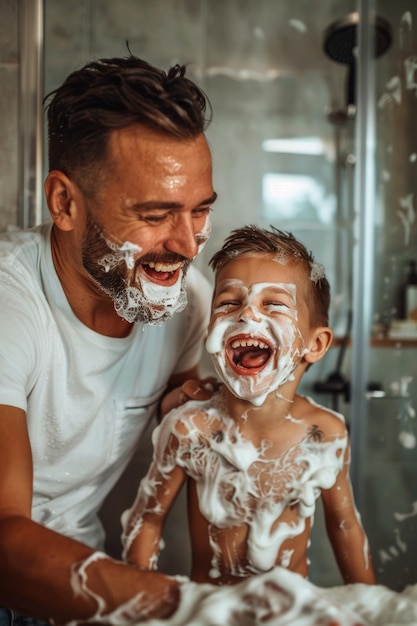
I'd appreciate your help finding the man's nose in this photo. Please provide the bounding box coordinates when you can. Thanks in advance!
[164,215,200,259]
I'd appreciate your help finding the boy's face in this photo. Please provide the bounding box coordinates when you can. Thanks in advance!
[205,253,317,406]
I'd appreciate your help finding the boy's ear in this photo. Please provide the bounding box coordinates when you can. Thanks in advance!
[44,171,80,232]
[304,327,333,365]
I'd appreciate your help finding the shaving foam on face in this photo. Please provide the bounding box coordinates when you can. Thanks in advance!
[98,237,142,272]
[205,281,307,406]
[93,231,187,324]
[138,269,187,316]
[111,275,187,325]
[195,213,212,256]
[273,249,289,265]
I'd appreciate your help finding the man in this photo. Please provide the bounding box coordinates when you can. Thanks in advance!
[0,54,217,625]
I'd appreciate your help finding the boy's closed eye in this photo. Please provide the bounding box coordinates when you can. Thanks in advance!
[264,301,292,313]
[213,298,242,311]
[264,301,299,320]
[264,300,288,308]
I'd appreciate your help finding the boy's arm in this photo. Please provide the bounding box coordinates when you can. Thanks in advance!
[122,436,187,569]
[321,440,376,584]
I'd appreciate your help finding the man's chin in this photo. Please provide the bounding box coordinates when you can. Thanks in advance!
[92,269,188,325]
[114,295,187,325]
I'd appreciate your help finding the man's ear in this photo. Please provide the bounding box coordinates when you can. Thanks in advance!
[304,327,333,365]
[44,171,80,232]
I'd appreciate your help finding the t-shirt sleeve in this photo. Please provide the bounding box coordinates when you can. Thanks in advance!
[171,266,213,375]
[0,271,42,410]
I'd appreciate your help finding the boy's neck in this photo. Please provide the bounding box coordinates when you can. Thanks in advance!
[221,383,298,439]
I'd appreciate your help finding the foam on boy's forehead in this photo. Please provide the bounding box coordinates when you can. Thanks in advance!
[224,249,289,264]
[273,249,290,265]
[235,249,290,265]
[219,250,325,294]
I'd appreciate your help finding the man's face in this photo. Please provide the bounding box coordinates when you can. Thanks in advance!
[81,126,216,324]
[206,254,313,405]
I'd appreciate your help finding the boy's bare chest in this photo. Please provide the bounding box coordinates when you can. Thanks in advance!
[173,415,345,527]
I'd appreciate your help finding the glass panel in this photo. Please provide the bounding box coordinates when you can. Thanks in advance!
[359,0,417,590]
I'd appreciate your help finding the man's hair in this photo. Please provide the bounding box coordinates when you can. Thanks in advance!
[44,54,211,195]
[209,224,330,327]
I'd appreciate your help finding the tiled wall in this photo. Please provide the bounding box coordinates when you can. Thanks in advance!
[0,0,18,232]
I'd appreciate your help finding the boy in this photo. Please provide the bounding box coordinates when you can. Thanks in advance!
[121,225,375,585]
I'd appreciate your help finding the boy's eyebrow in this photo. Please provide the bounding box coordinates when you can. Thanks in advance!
[214,279,247,293]
[251,282,297,302]
[262,284,293,292]
[128,192,218,212]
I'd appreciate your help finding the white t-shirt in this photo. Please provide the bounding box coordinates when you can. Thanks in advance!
[0,223,212,548]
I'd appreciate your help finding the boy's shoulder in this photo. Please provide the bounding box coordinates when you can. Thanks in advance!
[159,394,225,439]
[293,394,347,440]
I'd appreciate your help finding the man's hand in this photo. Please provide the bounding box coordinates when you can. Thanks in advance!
[69,551,180,624]
[159,377,220,419]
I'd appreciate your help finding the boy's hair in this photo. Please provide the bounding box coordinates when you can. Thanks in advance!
[209,224,330,327]
[44,54,211,196]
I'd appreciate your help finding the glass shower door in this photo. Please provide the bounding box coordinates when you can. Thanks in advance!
[352,0,417,590]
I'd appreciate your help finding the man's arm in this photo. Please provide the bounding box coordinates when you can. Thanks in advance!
[321,441,375,584]
[0,405,179,625]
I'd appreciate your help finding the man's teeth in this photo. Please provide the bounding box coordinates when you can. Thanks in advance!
[146,261,182,272]
[231,338,269,349]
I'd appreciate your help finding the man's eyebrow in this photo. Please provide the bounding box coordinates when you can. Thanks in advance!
[128,192,218,212]
[200,192,218,206]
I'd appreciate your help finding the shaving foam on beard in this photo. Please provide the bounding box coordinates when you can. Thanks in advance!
[111,272,188,325]
[98,237,142,272]
[138,268,187,315]
[95,233,187,324]
[205,282,307,406]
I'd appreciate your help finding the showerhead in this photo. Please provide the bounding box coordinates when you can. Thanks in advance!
[323,12,392,107]
[324,12,392,64]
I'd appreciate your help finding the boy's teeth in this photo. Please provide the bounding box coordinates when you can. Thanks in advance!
[146,261,182,272]
[231,339,269,349]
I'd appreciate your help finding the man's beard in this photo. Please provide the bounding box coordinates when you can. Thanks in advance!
[81,213,190,325]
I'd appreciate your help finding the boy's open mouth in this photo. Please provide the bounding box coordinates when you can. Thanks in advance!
[140,261,183,286]
[226,334,273,374]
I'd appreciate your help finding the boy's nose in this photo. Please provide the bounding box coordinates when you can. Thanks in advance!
[238,305,261,323]
[164,215,199,259]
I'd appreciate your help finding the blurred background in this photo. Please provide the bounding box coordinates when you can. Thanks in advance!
[1,0,416,591]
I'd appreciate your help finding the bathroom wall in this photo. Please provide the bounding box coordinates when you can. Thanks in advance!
[0,0,18,232]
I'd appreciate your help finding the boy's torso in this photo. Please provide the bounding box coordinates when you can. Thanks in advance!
[163,391,347,583]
